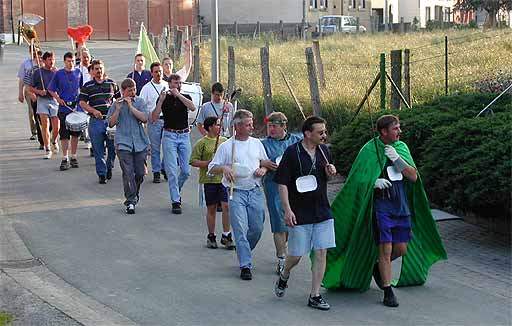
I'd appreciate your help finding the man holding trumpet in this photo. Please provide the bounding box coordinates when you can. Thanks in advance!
[151,74,195,214]
[208,109,269,281]
[107,78,149,214]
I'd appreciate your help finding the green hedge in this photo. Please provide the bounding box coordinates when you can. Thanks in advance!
[330,93,512,219]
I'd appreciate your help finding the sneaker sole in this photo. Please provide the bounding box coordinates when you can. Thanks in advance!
[308,303,330,310]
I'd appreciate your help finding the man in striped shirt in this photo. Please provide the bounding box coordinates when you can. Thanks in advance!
[79,59,120,184]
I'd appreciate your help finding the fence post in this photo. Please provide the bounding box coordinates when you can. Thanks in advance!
[228,46,236,96]
[260,45,273,115]
[380,53,386,111]
[445,35,449,95]
[356,17,360,33]
[193,45,200,83]
[305,47,322,117]
[400,17,405,34]
[174,29,183,61]
[390,49,402,110]
[279,20,284,40]
[370,15,375,33]
[312,40,326,88]
[234,21,238,38]
[404,49,411,106]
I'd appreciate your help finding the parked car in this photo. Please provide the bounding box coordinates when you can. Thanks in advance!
[319,15,367,34]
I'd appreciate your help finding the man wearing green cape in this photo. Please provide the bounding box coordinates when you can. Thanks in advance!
[323,114,447,307]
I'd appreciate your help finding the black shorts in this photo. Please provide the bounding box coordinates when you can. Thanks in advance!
[204,183,228,206]
[58,112,82,140]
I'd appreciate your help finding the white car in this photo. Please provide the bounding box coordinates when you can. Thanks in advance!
[320,15,367,34]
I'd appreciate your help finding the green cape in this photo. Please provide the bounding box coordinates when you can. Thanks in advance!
[323,137,447,291]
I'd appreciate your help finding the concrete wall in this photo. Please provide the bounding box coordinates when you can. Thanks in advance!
[199,0,303,24]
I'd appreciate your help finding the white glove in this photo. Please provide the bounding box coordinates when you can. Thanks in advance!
[374,178,392,190]
[384,145,400,162]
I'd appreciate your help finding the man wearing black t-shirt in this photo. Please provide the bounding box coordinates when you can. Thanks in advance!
[273,116,337,311]
[151,74,196,214]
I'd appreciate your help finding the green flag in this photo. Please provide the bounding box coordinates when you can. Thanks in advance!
[137,23,159,64]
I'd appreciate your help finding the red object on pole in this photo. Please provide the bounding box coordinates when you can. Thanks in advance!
[66,25,94,45]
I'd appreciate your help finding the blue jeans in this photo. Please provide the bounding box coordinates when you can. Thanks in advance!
[89,118,115,177]
[148,119,165,173]
[229,187,265,269]
[162,130,191,203]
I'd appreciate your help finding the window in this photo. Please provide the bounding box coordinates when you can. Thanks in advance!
[362,0,366,9]
[426,7,431,21]
[310,0,317,9]
[319,0,326,9]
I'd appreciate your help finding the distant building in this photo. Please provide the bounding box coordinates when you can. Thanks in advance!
[0,0,198,43]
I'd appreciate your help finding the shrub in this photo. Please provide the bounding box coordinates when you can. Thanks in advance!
[329,93,512,219]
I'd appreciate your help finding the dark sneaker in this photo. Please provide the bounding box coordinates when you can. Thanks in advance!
[153,172,161,183]
[207,233,218,249]
[383,288,399,307]
[89,148,94,157]
[106,169,112,180]
[373,262,384,290]
[220,233,235,250]
[59,159,70,171]
[161,169,168,180]
[70,158,79,168]
[308,295,330,310]
[274,275,288,297]
[126,204,135,214]
[171,202,182,214]
[99,175,107,184]
[30,135,36,140]
[39,144,44,150]
[240,267,252,280]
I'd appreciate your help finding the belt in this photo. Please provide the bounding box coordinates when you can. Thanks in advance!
[89,114,107,120]
[164,127,190,133]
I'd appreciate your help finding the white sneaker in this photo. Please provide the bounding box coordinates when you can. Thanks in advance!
[51,142,59,154]
[44,150,52,159]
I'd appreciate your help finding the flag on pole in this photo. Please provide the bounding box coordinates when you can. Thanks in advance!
[137,23,159,64]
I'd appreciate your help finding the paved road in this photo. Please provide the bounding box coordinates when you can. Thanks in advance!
[1,41,511,325]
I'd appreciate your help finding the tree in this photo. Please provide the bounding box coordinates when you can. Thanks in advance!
[455,0,512,27]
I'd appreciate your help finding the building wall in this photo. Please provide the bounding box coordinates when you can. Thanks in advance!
[68,0,87,27]
[199,0,303,24]
[420,0,454,27]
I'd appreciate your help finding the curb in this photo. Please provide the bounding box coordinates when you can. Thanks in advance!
[0,208,139,326]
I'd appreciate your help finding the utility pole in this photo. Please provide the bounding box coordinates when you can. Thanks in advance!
[211,0,219,83]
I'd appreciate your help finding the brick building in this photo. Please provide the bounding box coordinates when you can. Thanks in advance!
[0,0,198,43]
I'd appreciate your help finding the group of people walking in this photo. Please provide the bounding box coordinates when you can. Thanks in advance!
[18,42,446,312]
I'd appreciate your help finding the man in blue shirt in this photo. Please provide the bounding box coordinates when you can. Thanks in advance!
[27,51,59,159]
[17,46,42,141]
[107,78,149,214]
[126,54,152,95]
[48,52,83,171]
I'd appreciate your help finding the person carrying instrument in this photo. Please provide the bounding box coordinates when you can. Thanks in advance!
[273,116,337,311]
[150,74,195,214]
[260,112,303,275]
[196,82,233,138]
[208,109,269,281]
[79,59,120,184]
[27,51,59,159]
[140,62,169,184]
[48,52,83,171]
[107,78,149,214]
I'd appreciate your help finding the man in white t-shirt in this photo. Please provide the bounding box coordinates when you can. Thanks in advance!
[208,109,269,281]
[196,82,233,137]
[140,62,169,183]
[77,48,93,152]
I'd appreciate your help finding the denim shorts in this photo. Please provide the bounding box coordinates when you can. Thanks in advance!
[288,218,336,257]
[203,183,228,206]
[37,97,58,117]
[375,212,412,243]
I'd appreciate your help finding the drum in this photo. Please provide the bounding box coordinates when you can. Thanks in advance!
[180,82,203,126]
[106,126,116,141]
[65,112,89,132]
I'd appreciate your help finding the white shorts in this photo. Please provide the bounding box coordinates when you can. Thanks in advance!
[288,218,336,257]
[37,96,58,117]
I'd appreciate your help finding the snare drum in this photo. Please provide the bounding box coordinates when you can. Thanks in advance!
[65,112,89,132]
[180,82,203,126]
[106,126,116,141]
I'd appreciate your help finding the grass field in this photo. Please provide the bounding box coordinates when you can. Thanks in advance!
[191,28,512,129]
